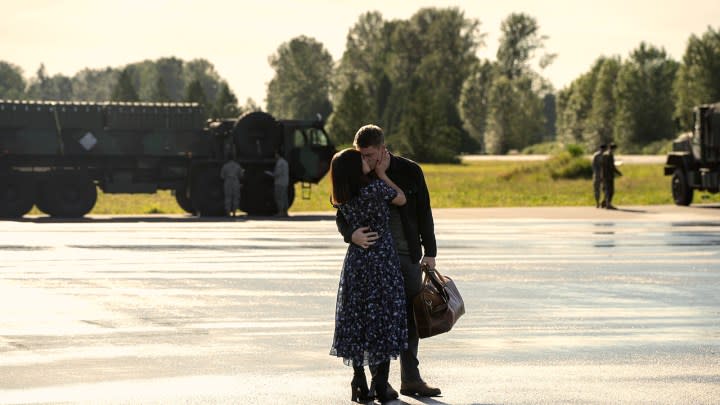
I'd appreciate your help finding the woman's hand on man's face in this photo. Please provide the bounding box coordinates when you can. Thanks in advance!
[375,148,390,175]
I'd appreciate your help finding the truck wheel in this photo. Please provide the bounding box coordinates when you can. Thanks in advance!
[0,174,35,218]
[287,184,295,208]
[174,184,195,215]
[191,168,225,217]
[671,169,693,206]
[38,174,97,218]
[241,168,276,216]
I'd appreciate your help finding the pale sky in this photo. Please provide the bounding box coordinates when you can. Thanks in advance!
[1,0,718,106]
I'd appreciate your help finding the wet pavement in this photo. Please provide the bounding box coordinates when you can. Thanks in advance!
[1,206,719,404]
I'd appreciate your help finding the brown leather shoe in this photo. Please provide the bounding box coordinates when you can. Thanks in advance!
[400,381,441,397]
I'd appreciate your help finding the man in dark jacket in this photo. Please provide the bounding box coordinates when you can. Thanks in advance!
[602,143,622,209]
[336,124,441,398]
[592,144,607,208]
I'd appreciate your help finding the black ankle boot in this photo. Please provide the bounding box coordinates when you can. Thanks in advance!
[351,366,371,403]
[371,361,393,403]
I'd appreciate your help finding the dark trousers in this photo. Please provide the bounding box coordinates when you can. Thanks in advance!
[370,254,423,383]
[604,179,615,206]
[398,254,423,383]
[593,177,601,205]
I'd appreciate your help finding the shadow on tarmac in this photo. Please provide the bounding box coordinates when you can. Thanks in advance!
[610,207,647,213]
[4,214,336,224]
[383,396,497,405]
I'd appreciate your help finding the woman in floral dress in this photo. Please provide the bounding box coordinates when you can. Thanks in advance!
[329,148,408,403]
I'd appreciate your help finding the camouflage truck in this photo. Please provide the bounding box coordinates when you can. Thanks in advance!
[664,102,720,205]
[0,100,336,218]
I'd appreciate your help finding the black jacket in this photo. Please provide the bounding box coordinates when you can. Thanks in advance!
[336,154,436,263]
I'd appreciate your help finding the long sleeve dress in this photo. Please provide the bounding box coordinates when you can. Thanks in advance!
[330,179,408,367]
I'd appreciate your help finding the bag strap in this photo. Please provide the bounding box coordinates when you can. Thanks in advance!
[420,263,449,300]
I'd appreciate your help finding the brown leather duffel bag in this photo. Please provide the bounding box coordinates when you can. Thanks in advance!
[412,264,465,338]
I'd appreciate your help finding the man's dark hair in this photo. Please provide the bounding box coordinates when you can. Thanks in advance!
[353,124,384,148]
[330,148,369,205]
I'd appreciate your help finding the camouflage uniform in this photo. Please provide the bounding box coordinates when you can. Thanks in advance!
[271,155,289,216]
[220,160,244,216]
[602,145,622,209]
[592,145,607,208]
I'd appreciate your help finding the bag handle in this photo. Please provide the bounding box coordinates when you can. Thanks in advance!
[420,263,449,301]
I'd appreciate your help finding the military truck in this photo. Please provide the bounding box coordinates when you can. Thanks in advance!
[664,102,720,205]
[0,100,336,218]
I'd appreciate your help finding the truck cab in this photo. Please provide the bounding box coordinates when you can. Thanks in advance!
[664,103,720,205]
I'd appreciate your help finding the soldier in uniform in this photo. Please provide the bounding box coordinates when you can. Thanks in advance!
[266,151,289,217]
[592,144,607,208]
[220,156,244,217]
[602,143,622,209]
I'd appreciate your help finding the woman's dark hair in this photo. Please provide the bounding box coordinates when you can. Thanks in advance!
[330,148,369,205]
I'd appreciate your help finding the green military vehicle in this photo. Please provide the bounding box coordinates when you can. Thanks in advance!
[0,100,336,218]
[665,102,720,205]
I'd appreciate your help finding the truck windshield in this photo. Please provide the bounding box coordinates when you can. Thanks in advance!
[293,128,329,147]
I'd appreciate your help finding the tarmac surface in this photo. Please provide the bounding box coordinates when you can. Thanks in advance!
[1,205,719,404]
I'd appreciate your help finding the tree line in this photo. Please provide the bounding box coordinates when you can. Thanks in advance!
[1,7,719,162]
[0,57,260,119]
[265,9,719,160]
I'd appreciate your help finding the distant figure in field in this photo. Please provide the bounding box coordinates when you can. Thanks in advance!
[220,157,244,217]
[592,144,607,208]
[602,143,622,209]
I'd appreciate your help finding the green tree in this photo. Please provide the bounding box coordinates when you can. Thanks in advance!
[586,57,621,147]
[673,26,720,129]
[242,98,262,113]
[395,84,461,163]
[485,76,514,154]
[613,43,679,151]
[542,93,557,142]
[332,11,390,123]
[327,76,372,145]
[150,76,171,102]
[385,7,483,159]
[555,58,605,146]
[0,61,26,99]
[26,64,74,100]
[485,76,544,154]
[183,59,223,104]
[151,57,184,101]
[72,67,115,101]
[266,35,333,120]
[496,13,555,80]
[111,67,139,102]
[212,81,239,118]
[105,57,224,103]
[483,12,552,153]
[458,60,495,152]
[185,77,208,106]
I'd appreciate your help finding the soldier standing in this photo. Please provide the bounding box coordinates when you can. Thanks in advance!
[220,157,244,217]
[592,144,607,208]
[602,143,622,209]
[266,151,289,217]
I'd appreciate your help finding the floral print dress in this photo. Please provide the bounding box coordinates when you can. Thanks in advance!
[330,179,408,367]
